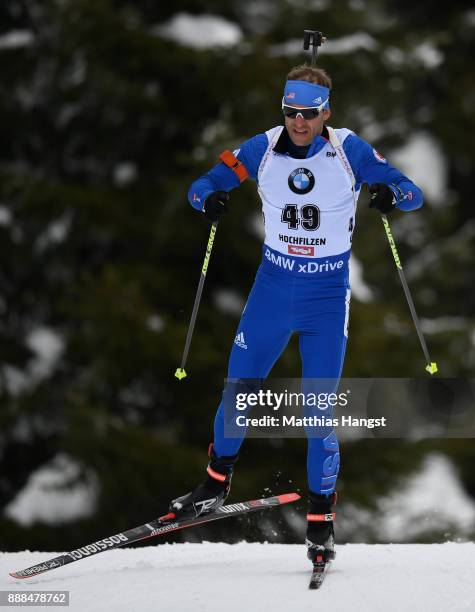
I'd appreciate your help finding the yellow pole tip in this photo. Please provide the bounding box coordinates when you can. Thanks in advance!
[175,368,187,380]
[426,362,438,375]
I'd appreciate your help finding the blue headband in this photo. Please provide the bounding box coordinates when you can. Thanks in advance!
[283,80,330,109]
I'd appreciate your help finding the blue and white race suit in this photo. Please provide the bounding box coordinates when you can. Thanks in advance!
[188,125,423,494]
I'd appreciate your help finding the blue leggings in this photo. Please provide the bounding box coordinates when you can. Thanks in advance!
[213,259,350,494]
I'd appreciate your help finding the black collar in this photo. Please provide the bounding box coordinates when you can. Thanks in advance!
[273,125,330,155]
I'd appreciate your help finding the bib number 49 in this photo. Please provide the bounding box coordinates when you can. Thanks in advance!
[281,204,320,231]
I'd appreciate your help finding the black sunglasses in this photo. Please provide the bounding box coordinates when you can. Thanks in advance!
[282,105,320,120]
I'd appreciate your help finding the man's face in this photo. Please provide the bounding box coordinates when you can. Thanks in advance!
[284,106,331,147]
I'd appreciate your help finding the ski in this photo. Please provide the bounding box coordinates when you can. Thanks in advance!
[9,492,300,579]
[309,559,332,589]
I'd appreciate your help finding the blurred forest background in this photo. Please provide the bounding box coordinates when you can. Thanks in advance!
[0,0,474,551]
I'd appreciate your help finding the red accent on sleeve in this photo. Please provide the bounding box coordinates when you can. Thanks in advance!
[219,150,249,183]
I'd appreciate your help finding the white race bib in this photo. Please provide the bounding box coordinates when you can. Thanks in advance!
[257,126,359,259]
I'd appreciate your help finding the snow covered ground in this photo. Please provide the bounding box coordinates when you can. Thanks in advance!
[1,542,474,611]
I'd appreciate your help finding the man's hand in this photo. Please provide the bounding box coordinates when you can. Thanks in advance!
[203,191,230,222]
[369,183,398,214]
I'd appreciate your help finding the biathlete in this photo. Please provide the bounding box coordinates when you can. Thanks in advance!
[170,64,423,563]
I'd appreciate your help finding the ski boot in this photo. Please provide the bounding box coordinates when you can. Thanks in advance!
[306,491,337,589]
[305,491,337,564]
[169,444,238,520]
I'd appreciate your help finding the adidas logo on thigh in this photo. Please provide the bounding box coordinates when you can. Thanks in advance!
[234,331,248,349]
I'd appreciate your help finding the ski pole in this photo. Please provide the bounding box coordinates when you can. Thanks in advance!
[175,222,218,380]
[381,214,438,375]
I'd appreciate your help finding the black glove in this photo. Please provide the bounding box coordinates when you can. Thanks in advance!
[203,191,230,222]
[369,183,398,214]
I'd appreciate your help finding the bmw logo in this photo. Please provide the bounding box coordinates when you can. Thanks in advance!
[288,168,315,194]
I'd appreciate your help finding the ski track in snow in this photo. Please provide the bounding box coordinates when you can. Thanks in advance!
[1,542,475,612]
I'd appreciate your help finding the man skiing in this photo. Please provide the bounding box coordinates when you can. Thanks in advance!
[170,64,423,565]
